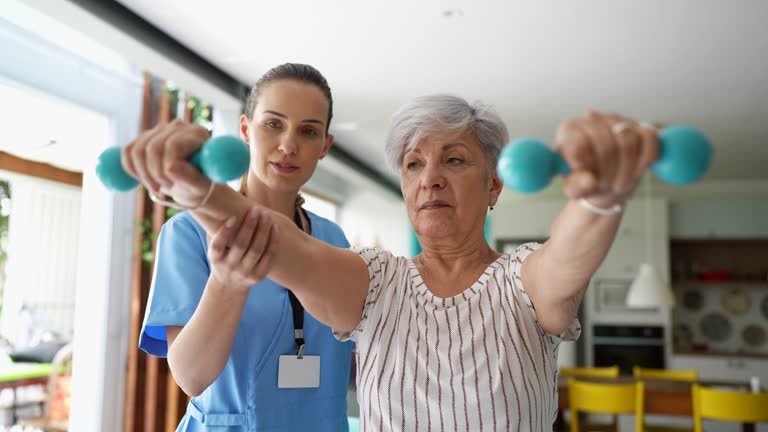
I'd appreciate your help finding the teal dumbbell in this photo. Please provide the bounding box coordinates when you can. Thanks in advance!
[96,135,250,191]
[497,125,713,194]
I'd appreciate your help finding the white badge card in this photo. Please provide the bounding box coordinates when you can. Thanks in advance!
[278,355,320,388]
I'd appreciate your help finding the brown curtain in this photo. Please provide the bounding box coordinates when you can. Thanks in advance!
[123,72,212,432]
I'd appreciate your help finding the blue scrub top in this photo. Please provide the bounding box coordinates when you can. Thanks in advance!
[139,210,354,431]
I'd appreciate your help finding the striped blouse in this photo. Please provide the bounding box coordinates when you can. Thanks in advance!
[335,243,581,432]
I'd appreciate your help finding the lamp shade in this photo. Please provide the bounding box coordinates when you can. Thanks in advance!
[626,263,675,308]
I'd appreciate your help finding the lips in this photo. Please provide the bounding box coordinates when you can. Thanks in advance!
[270,161,298,173]
[420,200,451,210]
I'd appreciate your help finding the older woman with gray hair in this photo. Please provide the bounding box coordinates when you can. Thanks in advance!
[123,94,658,431]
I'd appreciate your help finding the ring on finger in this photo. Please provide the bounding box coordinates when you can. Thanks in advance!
[611,121,633,136]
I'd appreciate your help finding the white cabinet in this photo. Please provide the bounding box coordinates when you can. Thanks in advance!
[669,200,768,238]
[670,354,768,382]
[491,198,669,280]
[490,200,564,241]
[595,199,669,280]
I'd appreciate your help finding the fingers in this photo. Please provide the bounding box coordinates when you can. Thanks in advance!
[164,123,210,182]
[556,111,660,200]
[167,160,212,193]
[145,122,184,189]
[249,224,278,281]
[226,207,262,263]
[579,112,618,192]
[122,125,165,193]
[636,123,660,177]
[555,120,598,198]
[208,207,276,287]
[241,211,272,269]
[244,213,272,266]
[120,120,210,198]
[208,216,238,261]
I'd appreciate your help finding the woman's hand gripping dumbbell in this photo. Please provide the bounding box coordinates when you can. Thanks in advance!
[497,114,713,198]
[96,121,249,209]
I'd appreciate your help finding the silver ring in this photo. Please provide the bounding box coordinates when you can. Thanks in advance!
[638,121,658,131]
[611,122,633,136]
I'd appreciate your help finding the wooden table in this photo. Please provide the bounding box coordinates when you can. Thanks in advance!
[557,377,756,432]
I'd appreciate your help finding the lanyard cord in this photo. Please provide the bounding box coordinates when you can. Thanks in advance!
[290,207,306,356]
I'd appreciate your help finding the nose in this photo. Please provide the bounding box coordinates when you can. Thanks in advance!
[420,162,446,190]
[277,131,298,155]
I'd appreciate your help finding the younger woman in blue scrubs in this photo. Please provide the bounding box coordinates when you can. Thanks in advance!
[137,63,354,431]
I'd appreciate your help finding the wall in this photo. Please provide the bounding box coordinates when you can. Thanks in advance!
[0,175,82,345]
[338,190,409,257]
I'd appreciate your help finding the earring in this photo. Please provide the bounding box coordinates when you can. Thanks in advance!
[489,206,494,211]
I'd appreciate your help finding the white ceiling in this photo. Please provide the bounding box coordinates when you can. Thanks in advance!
[1,0,766,188]
[116,1,768,184]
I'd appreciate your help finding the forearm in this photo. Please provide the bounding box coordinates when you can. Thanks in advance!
[188,184,368,331]
[167,278,248,396]
[188,184,251,232]
[540,198,623,299]
[522,198,623,335]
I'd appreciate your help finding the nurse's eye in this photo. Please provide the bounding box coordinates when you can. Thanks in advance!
[266,120,281,129]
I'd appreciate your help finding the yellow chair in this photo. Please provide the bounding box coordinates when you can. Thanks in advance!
[559,367,620,431]
[632,367,697,432]
[568,378,644,432]
[560,365,620,379]
[633,366,697,382]
[693,384,768,432]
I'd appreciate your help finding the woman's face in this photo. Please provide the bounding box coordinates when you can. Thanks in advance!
[240,80,333,193]
[401,129,503,245]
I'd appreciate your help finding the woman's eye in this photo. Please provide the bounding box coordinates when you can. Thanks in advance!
[406,161,420,170]
[447,157,464,165]
[302,128,319,136]
[266,120,280,128]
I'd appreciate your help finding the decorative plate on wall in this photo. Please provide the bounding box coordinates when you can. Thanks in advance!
[720,288,750,315]
[699,313,732,342]
[682,289,704,311]
[742,325,767,348]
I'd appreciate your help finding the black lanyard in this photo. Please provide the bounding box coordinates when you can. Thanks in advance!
[290,207,307,356]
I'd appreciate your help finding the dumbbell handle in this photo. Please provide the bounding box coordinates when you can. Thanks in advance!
[497,125,713,194]
[96,135,250,192]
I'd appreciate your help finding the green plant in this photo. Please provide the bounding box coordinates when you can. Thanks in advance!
[136,87,211,265]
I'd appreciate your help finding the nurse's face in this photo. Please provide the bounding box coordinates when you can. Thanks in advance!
[240,80,334,194]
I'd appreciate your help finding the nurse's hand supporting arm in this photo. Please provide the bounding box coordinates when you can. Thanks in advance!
[187,180,370,333]
[166,211,278,397]
[121,124,370,335]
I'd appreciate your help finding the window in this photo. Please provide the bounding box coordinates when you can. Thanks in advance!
[301,191,338,223]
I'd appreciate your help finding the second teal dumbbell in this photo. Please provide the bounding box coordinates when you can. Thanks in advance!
[497,125,713,194]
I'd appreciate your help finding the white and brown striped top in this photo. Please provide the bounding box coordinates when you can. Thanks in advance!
[335,243,581,432]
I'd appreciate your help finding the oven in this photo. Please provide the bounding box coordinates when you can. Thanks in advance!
[592,324,665,375]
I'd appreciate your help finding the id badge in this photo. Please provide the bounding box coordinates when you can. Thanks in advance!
[278,355,320,388]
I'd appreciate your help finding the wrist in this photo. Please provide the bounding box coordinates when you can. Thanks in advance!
[578,196,626,216]
[207,276,251,299]
[584,194,627,209]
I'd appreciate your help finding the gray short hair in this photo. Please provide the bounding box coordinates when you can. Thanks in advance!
[385,94,509,174]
